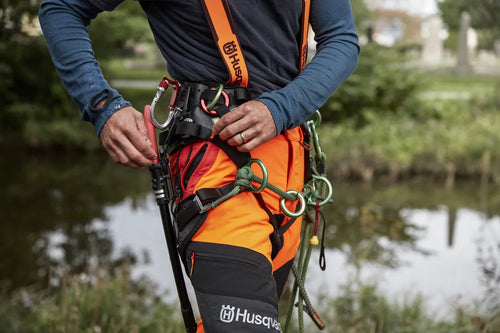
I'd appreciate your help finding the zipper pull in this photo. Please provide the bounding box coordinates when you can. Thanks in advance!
[190,252,195,276]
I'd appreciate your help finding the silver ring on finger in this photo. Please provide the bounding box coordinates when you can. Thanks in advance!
[240,132,247,144]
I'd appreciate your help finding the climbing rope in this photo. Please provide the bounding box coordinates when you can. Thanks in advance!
[284,111,331,332]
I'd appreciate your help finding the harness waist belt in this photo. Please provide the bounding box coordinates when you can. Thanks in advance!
[159,81,257,153]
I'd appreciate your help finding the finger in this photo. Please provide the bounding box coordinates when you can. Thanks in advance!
[118,136,154,167]
[212,106,246,136]
[226,128,254,146]
[235,135,264,152]
[104,132,148,168]
[217,111,256,141]
[133,113,158,160]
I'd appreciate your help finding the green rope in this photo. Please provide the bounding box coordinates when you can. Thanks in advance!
[283,112,331,333]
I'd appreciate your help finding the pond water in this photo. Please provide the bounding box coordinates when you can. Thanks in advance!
[1,149,499,320]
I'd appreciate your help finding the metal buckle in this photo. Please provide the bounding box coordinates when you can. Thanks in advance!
[193,195,210,214]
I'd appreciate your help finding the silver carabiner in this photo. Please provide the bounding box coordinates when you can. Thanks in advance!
[150,76,179,130]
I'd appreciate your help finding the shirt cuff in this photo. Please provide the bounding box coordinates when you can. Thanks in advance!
[82,88,131,137]
[256,96,284,134]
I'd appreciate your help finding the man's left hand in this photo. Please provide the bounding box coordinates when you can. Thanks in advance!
[212,100,277,152]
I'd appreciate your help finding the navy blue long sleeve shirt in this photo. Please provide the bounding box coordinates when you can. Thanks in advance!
[39,0,359,136]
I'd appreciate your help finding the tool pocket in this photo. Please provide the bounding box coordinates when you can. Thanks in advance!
[185,241,281,333]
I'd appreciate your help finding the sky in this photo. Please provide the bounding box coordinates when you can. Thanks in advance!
[366,0,439,17]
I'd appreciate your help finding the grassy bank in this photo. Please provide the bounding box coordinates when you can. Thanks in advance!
[320,91,500,184]
[0,263,184,333]
[1,262,497,333]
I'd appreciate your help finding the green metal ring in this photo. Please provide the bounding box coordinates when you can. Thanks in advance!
[248,158,268,193]
[280,190,306,217]
[206,84,224,111]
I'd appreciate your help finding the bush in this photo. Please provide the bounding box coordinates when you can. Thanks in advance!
[321,44,426,127]
[0,263,184,333]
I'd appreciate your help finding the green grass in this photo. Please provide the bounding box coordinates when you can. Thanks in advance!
[1,261,497,333]
[420,70,499,95]
[102,58,166,81]
[0,263,185,333]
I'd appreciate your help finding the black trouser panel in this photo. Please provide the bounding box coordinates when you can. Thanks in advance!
[185,241,282,332]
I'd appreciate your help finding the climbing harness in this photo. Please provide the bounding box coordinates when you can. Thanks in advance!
[147,79,332,331]
[144,0,334,331]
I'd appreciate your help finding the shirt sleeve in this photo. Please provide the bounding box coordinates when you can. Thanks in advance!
[257,0,360,133]
[38,0,129,136]
[89,0,124,11]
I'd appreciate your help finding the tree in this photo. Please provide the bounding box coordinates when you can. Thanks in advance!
[350,0,372,38]
[438,0,500,50]
[0,0,154,148]
[88,0,153,59]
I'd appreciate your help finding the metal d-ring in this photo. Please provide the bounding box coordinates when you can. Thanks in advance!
[248,158,268,193]
[280,190,306,217]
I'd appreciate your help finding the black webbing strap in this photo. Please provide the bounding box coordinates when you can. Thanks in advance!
[176,182,237,230]
[210,135,250,169]
[174,122,212,140]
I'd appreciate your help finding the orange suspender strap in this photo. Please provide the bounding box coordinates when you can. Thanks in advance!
[299,0,311,72]
[200,0,311,86]
[200,0,249,87]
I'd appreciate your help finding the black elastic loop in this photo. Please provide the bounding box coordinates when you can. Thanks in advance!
[213,104,230,117]
[233,87,252,104]
[319,210,327,271]
[89,88,113,111]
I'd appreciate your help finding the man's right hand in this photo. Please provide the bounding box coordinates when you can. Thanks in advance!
[99,106,158,169]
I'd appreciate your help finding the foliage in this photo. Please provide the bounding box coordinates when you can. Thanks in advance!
[438,0,500,50]
[0,263,184,333]
[283,275,498,333]
[0,0,75,136]
[320,43,425,127]
[349,0,372,35]
[320,88,500,183]
[88,1,154,59]
[0,0,154,149]
[315,282,496,333]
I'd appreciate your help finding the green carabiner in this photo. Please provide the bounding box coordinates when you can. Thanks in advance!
[205,84,224,111]
[310,175,333,206]
[280,190,306,217]
[310,110,322,128]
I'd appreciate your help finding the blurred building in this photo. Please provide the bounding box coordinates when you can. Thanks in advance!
[365,0,438,17]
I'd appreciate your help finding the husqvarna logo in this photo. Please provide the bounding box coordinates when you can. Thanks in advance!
[222,41,243,84]
[219,304,282,331]
[220,305,235,323]
[223,41,238,55]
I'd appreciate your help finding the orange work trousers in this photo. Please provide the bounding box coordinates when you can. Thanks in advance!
[169,126,306,333]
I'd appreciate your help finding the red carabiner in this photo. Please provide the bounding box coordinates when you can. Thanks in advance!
[161,75,179,110]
